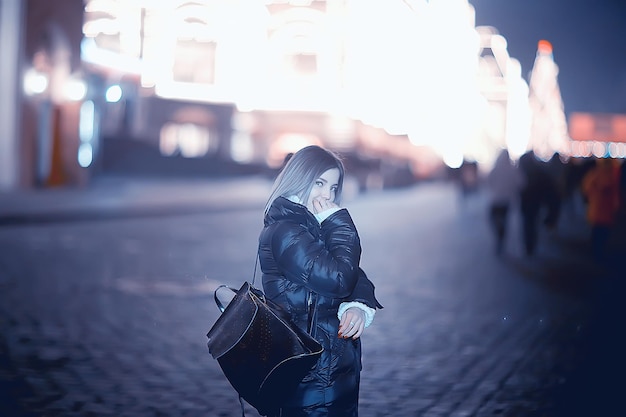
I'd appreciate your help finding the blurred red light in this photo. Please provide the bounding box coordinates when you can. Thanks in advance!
[537,39,553,54]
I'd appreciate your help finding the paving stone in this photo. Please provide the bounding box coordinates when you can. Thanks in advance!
[0,181,624,416]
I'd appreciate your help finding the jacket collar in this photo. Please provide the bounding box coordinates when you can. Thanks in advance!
[265,196,318,227]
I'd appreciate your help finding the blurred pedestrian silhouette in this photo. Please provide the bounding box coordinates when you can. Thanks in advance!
[485,149,525,256]
[562,157,595,220]
[450,159,479,207]
[460,159,479,197]
[620,158,626,203]
[518,151,561,257]
[547,152,567,206]
[581,157,621,263]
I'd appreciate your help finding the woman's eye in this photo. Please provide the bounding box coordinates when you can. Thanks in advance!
[331,186,338,192]
[315,181,323,186]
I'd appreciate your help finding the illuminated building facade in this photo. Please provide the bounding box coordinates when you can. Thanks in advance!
[568,113,626,159]
[2,0,575,190]
[2,0,85,189]
[80,0,495,181]
[527,40,569,160]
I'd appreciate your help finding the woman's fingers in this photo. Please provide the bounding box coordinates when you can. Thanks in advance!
[354,322,365,339]
[338,308,365,339]
[313,198,324,213]
[313,197,337,213]
[342,319,363,339]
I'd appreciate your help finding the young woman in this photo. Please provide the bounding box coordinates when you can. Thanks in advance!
[258,145,382,417]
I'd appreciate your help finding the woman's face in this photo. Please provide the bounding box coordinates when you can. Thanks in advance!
[305,168,340,213]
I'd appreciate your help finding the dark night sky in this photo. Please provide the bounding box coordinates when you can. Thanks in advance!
[470,0,626,116]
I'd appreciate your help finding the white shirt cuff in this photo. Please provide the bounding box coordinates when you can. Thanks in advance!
[315,207,342,223]
[337,301,376,328]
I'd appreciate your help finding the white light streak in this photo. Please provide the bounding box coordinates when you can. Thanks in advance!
[78,143,93,167]
[79,100,95,142]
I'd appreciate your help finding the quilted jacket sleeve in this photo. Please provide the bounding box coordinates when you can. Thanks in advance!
[346,268,384,309]
[270,209,361,298]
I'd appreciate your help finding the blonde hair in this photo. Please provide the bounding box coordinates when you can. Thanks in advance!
[264,145,345,213]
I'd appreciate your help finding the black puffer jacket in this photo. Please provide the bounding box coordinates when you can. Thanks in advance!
[259,197,382,416]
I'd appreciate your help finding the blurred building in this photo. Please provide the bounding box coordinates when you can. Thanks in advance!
[1,0,84,189]
[1,0,575,190]
[79,0,444,188]
[527,40,569,161]
[568,112,626,159]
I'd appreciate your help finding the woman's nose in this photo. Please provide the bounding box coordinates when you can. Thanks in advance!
[321,187,331,198]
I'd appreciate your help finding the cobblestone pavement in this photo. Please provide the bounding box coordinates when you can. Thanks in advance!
[0,179,623,417]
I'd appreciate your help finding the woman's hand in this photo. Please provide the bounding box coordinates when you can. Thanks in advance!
[338,307,366,339]
[312,197,339,214]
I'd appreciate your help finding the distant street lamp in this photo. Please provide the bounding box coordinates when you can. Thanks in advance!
[105,84,123,103]
[64,75,88,101]
[23,68,49,96]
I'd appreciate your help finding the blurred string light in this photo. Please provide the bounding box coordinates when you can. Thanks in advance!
[592,142,607,158]
[608,142,626,158]
[568,141,626,158]
[24,68,87,101]
[568,113,626,159]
